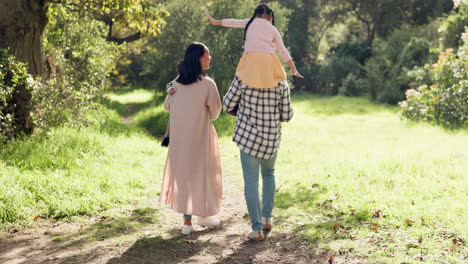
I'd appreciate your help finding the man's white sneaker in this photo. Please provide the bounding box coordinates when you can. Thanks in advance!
[248,230,265,241]
[196,216,220,227]
[181,224,194,235]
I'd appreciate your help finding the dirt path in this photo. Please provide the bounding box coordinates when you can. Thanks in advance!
[0,171,330,264]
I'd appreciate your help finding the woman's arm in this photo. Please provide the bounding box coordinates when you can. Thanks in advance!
[206,13,249,28]
[206,79,222,121]
[164,95,171,111]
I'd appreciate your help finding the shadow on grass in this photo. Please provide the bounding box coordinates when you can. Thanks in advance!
[275,184,325,209]
[107,87,159,96]
[275,183,375,244]
[55,207,161,249]
[99,96,128,116]
[106,219,238,264]
[133,111,169,138]
[100,95,163,118]
[0,207,163,263]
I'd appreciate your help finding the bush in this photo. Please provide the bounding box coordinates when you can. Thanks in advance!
[338,73,368,97]
[400,33,468,128]
[39,5,118,129]
[305,41,370,96]
[441,3,468,50]
[319,56,362,95]
[331,41,372,64]
[365,35,434,104]
[294,62,322,91]
[0,49,36,138]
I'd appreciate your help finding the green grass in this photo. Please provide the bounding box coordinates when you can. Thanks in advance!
[269,94,468,264]
[0,100,166,226]
[212,94,467,263]
[1,89,466,263]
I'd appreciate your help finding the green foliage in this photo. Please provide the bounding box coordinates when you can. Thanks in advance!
[0,49,35,138]
[37,5,119,129]
[441,3,468,50]
[345,0,453,38]
[270,92,468,263]
[338,72,368,97]
[56,0,168,39]
[0,104,163,224]
[313,41,371,96]
[118,0,291,94]
[318,56,362,95]
[332,41,372,64]
[400,33,468,128]
[364,23,440,104]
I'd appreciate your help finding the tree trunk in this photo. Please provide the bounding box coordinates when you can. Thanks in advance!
[0,0,48,76]
[0,0,49,136]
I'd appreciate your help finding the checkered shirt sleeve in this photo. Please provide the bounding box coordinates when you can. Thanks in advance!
[223,76,293,159]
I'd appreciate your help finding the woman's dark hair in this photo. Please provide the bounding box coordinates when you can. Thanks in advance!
[243,3,275,41]
[176,42,207,85]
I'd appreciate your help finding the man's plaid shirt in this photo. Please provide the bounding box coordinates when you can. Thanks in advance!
[223,76,293,159]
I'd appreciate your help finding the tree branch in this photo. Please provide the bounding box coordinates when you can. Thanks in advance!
[107,31,142,44]
[346,0,370,25]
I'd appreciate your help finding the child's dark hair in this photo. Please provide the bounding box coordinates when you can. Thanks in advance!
[243,3,275,41]
[176,42,207,85]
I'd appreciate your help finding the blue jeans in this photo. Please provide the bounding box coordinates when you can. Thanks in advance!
[240,150,277,231]
[183,214,192,220]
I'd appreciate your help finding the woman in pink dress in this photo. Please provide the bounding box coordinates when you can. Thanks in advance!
[160,42,222,235]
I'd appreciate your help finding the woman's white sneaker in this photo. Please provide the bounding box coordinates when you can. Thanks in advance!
[196,216,220,227]
[181,224,194,235]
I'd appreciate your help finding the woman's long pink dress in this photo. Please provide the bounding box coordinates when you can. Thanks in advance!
[160,76,222,217]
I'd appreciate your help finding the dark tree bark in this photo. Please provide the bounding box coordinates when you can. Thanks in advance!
[0,0,49,76]
[105,19,142,44]
[0,0,49,135]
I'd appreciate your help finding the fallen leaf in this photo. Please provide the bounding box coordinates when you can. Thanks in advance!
[406,243,418,249]
[415,254,426,261]
[328,255,334,264]
[405,219,414,226]
[333,224,343,231]
[373,210,382,218]
[452,237,465,245]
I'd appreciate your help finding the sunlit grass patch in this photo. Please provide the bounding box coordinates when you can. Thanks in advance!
[0,104,166,226]
[105,88,157,105]
[271,93,468,263]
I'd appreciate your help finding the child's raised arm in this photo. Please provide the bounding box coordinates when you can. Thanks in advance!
[206,13,248,28]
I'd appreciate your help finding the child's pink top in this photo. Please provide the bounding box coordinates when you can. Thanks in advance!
[221,18,292,63]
